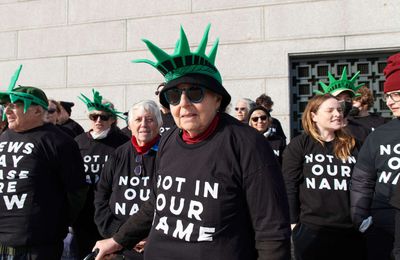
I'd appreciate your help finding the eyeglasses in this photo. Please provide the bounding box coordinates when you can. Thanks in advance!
[383,92,400,103]
[89,114,111,121]
[134,154,143,176]
[48,108,57,114]
[164,86,205,106]
[251,115,268,122]
[235,107,246,111]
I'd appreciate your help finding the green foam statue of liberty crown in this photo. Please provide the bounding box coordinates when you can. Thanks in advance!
[78,89,125,120]
[132,23,221,84]
[0,65,49,114]
[315,67,364,97]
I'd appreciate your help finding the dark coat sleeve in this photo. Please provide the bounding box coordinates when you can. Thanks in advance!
[243,137,291,259]
[54,133,87,225]
[391,183,400,209]
[94,154,123,238]
[350,167,376,228]
[113,191,155,248]
[272,118,287,141]
[281,136,304,224]
[350,137,377,228]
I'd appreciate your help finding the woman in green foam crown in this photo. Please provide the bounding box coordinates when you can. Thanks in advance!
[92,24,291,260]
[72,89,129,259]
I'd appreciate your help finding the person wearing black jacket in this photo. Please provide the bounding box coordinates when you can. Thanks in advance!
[58,101,85,137]
[93,24,290,260]
[351,52,400,259]
[0,65,86,259]
[255,94,287,142]
[248,106,285,166]
[348,86,388,131]
[282,94,365,259]
[72,89,129,259]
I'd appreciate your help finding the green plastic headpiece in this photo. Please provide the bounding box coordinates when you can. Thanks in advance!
[132,23,221,85]
[315,67,364,97]
[0,65,49,118]
[78,89,125,120]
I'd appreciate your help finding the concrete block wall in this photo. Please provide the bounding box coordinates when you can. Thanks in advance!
[0,0,399,135]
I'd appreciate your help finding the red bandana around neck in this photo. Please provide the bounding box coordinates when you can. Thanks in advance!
[182,113,220,144]
[131,135,160,154]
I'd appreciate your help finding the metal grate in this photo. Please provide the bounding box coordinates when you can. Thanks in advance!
[289,51,398,138]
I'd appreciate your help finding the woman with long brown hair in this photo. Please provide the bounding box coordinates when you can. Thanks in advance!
[282,94,365,260]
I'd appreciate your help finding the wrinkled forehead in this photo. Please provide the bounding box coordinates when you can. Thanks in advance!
[132,108,155,118]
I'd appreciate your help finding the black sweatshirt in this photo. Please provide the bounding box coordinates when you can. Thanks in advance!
[73,128,129,241]
[113,113,291,260]
[351,118,400,229]
[0,123,86,246]
[282,133,360,230]
[94,141,157,238]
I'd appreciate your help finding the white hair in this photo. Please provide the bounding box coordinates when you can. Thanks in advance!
[128,100,163,129]
[237,98,256,111]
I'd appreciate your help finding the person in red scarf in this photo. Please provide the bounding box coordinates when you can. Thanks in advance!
[94,100,162,259]
[92,25,290,260]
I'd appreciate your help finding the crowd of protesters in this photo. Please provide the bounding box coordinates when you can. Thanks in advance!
[0,25,399,260]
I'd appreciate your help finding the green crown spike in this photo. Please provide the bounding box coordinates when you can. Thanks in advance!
[0,65,48,118]
[78,89,125,120]
[132,24,222,84]
[196,23,211,55]
[8,64,22,92]
[315,67,364,96]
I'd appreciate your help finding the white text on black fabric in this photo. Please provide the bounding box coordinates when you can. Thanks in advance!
[153,175,219,242]
[304,153,356,191]
[378,144,400,185]
[0,141,34,210]
[114,176,151,215]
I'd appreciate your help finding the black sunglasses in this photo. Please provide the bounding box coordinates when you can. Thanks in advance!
[164,86,205,106]
[48,108,57,114]
[89,114,111,121]
[251,115,268,122]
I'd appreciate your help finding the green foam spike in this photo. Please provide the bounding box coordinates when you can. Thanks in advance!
[315,67,364,96]
[132,24,222,84]
[8,65,23,92]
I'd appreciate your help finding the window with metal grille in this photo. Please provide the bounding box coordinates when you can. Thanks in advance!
[289,51,398,138]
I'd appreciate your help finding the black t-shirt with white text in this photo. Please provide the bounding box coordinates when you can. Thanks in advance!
[94,141,156,238]
[0,123,85,246]
[282,134,360,229]
[141,114,290,260]
[74,127,129,241]
[352,118,400,228]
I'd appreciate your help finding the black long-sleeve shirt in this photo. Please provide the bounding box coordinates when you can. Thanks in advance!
[94,141,156,238]
[351,118,400,229]
[282,134,360,229]
[0,123,86,246]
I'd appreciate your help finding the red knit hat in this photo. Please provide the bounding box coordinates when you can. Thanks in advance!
[383,53,400,93]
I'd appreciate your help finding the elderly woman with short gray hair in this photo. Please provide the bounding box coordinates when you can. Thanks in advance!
[94,100,162,259]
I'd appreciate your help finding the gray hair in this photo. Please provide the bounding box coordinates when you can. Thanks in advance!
[237,98,256,111]
[128,100,163,129]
